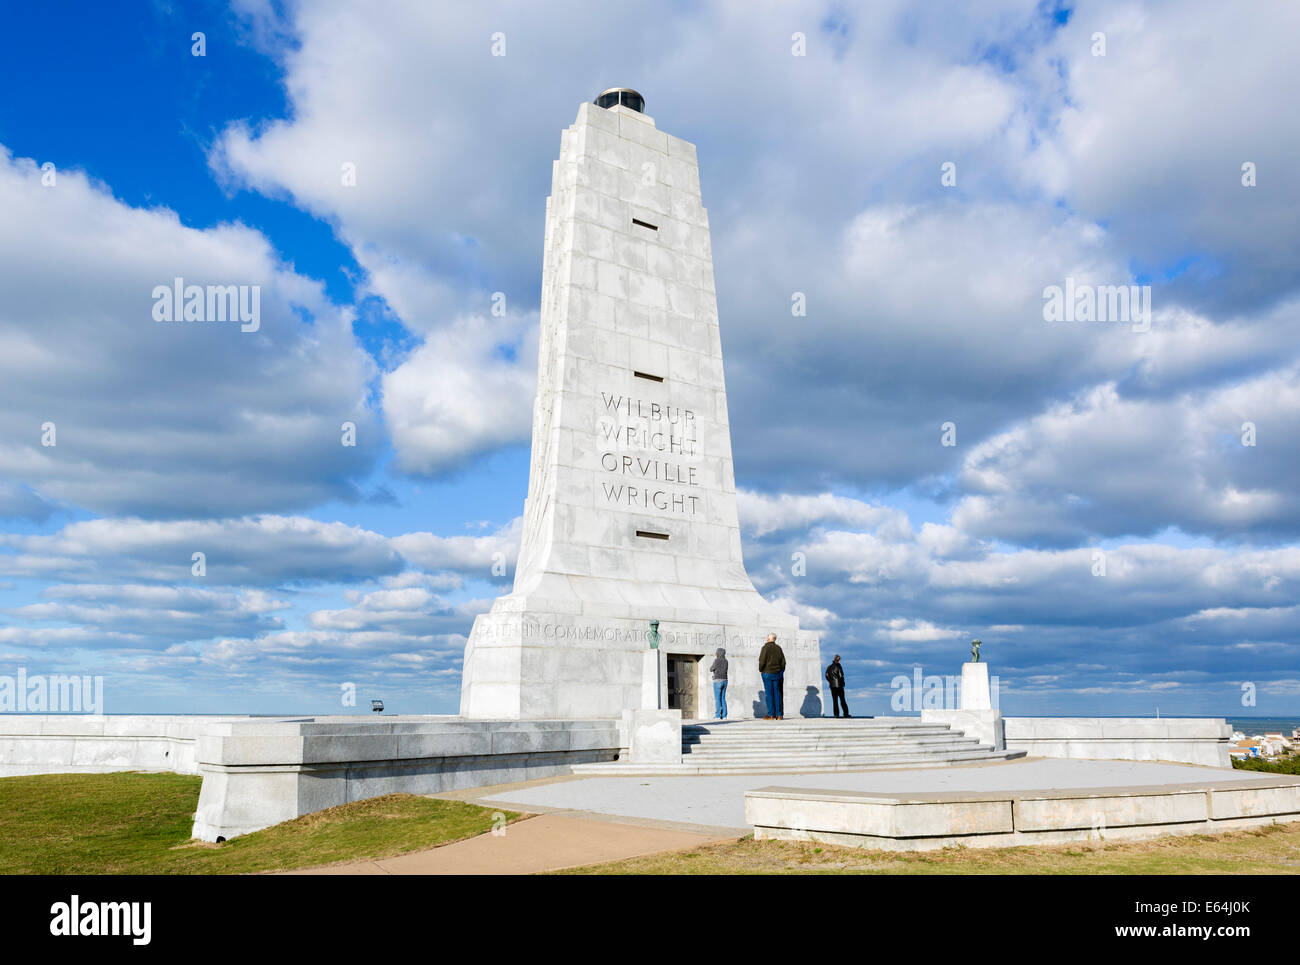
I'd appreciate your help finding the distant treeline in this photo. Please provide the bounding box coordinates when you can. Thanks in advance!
[1232,756,1300,775]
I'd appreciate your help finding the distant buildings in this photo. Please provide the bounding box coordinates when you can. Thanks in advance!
[1229,729,1297,761]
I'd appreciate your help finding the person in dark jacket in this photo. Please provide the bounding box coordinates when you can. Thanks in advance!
[825,654,850,718]
[758,633,786,719]
[709,647,728,719]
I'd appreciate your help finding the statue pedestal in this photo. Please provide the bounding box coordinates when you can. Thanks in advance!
[961,662,992,710]
[623,709,682,763]
[922,662,1003,750]
[641,650,661,710]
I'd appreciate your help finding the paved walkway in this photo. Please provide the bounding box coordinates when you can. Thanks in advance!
[281,813,735,875]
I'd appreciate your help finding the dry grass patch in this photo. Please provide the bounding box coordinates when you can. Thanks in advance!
[560,821,1300,875]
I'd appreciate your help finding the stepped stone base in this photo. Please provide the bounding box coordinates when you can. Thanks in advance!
[922,709,1004,750]
[573,716,1024,775]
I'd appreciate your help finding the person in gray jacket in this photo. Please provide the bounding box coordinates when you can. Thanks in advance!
[709,647,728,719]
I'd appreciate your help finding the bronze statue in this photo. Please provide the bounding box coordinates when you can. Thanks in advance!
[648,619,660,650]
[971,638,981,662]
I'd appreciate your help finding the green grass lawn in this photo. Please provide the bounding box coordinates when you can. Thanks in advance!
[0,772,519,874]
[561,822,1300,874]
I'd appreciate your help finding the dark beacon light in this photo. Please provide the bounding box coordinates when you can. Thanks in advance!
[594,87,645,114]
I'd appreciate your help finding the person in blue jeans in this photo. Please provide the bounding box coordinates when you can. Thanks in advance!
[709,647,728,719]
[758,632,786,719]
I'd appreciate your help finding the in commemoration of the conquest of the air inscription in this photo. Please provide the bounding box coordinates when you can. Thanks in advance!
[597,391,702,515]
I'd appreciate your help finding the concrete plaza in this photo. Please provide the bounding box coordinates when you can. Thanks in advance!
[447,757,1279,832]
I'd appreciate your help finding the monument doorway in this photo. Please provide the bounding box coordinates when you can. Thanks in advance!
[665,654,701,718]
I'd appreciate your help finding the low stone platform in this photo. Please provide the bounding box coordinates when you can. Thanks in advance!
[469,758,1298,848]
[1003,716,1232,768]
[192,716,620,841]
[0,714,621,840]
[746,764,1300,850]
[0,714,241,776]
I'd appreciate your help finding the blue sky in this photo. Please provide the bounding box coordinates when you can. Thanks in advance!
[1,0,1298,717]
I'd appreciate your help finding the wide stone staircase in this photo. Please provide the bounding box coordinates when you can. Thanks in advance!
[572,717,1025,775]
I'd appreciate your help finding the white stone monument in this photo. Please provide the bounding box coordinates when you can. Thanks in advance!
[460,89,821,720]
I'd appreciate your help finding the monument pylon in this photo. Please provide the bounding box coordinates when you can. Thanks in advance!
[460,89,821,720]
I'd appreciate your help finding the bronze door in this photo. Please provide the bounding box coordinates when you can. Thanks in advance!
[665,654,699,718]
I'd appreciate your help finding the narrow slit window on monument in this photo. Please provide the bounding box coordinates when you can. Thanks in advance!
[633,371,664,382]
[631,218,658,231]
[636,530,670,540]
